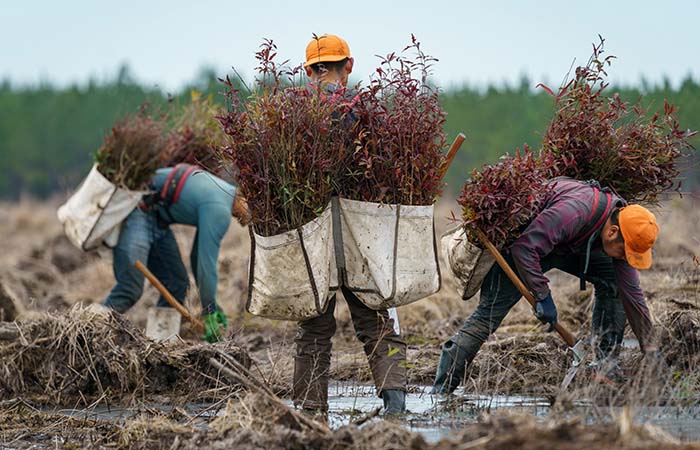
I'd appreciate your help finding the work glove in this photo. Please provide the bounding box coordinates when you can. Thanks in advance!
[533,292,557,332]
[203,308,228,343]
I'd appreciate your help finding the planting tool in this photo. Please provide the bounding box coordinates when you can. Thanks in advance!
[134,260,206,333]
[439,133,467,179]
[473,229,586,388]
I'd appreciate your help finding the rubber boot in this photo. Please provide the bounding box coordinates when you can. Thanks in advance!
[430,339,474,395]
[292,355,329,412]
[381,389,406,416]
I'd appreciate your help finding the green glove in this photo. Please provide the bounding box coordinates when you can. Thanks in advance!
[203,308,228,343]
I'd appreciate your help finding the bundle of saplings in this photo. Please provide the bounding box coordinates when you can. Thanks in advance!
[162,91,229,172]
[218,40,354,237]
[94,107,167,190]
[458,37,696,249]
[540,37,696,204]
[343,36,446,205]
[458,147,557,249]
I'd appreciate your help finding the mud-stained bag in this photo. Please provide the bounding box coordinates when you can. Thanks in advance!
[336,197,440,310]
[246,204,336,321]
[57,164,145,251]
[440,226,496,300]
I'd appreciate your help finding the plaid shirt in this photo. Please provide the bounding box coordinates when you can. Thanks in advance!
[509,178,653,349]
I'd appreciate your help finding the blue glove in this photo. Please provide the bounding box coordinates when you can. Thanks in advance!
[533,292,557,332]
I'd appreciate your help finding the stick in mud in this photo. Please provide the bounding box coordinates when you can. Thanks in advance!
[207,355,331,436]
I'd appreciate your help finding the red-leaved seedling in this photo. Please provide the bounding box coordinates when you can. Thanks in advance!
[540,36,696,204]
[343,35,446,205]
[458,146,556,249]
[217,39,354,236]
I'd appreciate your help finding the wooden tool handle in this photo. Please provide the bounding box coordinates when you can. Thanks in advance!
[134,260,206,333]
[439,133,466,180]
[474,229,577,347]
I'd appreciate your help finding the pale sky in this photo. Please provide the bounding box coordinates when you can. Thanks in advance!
[2,0,699,91]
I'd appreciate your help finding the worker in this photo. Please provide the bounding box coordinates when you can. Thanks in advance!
[432,177,660,394]
[103,164,248,342]
[292,34,407,416]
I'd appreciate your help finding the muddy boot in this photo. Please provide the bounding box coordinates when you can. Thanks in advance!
[431,337,476,395]
[293,355,329,412]
[381,389,406,416]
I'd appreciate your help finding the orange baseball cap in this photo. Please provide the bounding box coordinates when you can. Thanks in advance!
[304,34,351,67]
[619,205,659,270]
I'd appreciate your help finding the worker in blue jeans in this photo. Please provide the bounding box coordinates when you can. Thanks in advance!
[104,165,248,342]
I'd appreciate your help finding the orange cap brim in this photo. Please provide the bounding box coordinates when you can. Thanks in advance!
[303,55,348,67]
[625,242,652,270]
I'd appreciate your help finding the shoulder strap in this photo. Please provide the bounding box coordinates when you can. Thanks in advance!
[160,163,199,205]
[572,188,613,247]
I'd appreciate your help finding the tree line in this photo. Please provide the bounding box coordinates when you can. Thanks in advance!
[1,67,698,200]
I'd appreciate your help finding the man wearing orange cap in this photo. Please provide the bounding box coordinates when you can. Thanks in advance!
[292,34,407,416]
[433,177,660,394]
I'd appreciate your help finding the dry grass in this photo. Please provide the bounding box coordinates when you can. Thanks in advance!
[1,197,700,446]
[2,398,696,450]
[0,305,251,404]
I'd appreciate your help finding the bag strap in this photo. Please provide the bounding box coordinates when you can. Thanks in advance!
[160,163,199,205]
[572,188,613,247]
[331,196,347,286]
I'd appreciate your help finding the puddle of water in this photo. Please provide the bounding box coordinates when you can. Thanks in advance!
[622,338,640,349]
[41,383,700,444]
[322,384,550,443]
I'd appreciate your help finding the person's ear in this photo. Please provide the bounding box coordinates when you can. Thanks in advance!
[305,66,313,77]
[345,57,354,75]
[609,224,620,239]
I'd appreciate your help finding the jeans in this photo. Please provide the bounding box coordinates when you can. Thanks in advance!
[433,250,626,394]
[103,208,188,313]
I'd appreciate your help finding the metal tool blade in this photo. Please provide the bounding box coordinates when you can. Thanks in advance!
[560,340,587,390]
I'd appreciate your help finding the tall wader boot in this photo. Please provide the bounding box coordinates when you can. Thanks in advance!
[293,354,331,413]
[590,289,627,383]
[381,389,406,415]
[292,297,336,413]
[431,332,481,395]
[431,257,524,396]
[591,293,626,361]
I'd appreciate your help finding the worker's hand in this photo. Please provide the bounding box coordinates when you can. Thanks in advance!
[203,308,228,343]
[232,193,251,226]
[533,293,558,332]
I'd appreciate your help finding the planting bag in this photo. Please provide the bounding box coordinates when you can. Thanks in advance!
[440,226,496,300]
[335,197,440,310]
[57,164,145,251]
[247,203,336,321]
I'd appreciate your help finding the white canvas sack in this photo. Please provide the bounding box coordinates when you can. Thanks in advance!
[246,203,336,321]
[57,164,145,251]
[440,226,496,300]
[336,197,440,310]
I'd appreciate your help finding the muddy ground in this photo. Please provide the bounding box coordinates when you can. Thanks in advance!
[0,196,699,449]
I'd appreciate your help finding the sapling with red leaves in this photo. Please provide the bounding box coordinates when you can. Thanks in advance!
[217,39,354,236]
[458,146,556,249]
[540,36,696,204]
[345,35,446,205]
